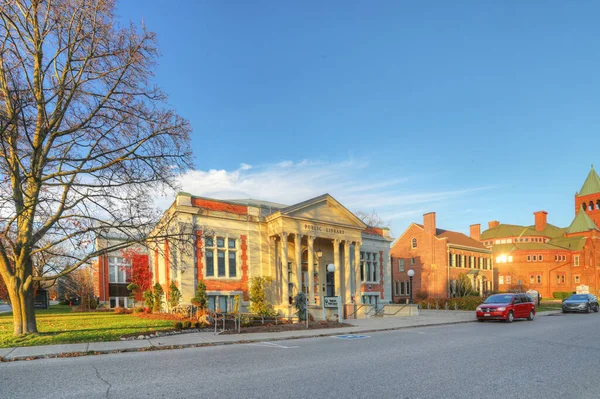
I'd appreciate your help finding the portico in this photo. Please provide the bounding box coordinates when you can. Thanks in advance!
[265,195,367,316]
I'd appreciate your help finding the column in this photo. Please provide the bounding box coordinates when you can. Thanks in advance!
[354,242,361,302]
[333,239,340,296]
[307,236,315,305]
[295,234,302,297]
[281,233,289,306]
[344,240,351,303]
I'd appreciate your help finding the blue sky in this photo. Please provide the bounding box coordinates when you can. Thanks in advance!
[117,1,600,236]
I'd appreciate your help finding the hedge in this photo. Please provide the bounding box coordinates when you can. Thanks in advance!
[553,292,574,299]
[419,296,483,311]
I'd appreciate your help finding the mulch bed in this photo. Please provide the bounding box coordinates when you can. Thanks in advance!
[220,320,353,335]
[132,313,188,321]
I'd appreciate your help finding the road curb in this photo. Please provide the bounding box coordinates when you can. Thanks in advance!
[0,319,475,362]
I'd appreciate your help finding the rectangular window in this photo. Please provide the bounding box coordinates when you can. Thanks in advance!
[499,276,504,285]
[410,257,415,265]
[406,280,411,296]
[575,275,580,283]
[205,237,214,247]
[206,251,214,276]
[539,255,543,261]
[449,253,453,267]
[217,237,225,248]
[506,276,512,285]
[527,255,531,262]
[400,282,405,295]
[561,275,565,283]
[217,250,226,277]
[530,275,534,284]
[228,238,236,249]
[574,256,580,266]
[508,256,513,263]
[398,259,404,272]
[228,252,237,277]
[537,275,542,284]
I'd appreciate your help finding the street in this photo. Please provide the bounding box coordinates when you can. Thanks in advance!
[1,312,600,399]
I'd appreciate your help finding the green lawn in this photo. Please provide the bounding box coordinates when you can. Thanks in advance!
[537,299,563,312]
[0,305,175,348]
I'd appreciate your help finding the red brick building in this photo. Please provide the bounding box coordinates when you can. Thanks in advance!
[481,166,600,298]
[391,212,493,302]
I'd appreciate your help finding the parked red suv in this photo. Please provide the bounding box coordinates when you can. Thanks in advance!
[476,293,536,323]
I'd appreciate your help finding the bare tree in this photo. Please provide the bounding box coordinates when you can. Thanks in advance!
[354,210,390,228]
[0,0,192,335]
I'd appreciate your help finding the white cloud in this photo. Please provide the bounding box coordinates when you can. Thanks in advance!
[155,157,494,237]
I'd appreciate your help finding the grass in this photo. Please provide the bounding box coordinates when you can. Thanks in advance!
[537,299,563,312]
[0,305,175,348]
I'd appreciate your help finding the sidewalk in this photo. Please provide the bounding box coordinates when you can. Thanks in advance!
[0,310,557,362]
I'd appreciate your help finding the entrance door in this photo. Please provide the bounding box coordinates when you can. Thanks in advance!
[326,272,335,296]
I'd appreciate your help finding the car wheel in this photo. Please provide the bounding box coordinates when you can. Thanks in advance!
[505,311,514,323]
[527,310,535,321]
[586,305,592,314]
[594,305,599,313]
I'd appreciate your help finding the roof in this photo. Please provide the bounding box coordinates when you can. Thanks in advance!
[578,165,600,196]
[481,223,565,240]
[415,224,488,250]
[565,210,599,234]
[492,236,587,253]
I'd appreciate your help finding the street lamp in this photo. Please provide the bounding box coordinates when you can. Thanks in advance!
[407,269,415,304]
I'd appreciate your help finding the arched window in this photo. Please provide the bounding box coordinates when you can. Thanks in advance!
[411,238,417,249]
[596,200,600,210]
[590,201,594,211]
[582,202,587,211]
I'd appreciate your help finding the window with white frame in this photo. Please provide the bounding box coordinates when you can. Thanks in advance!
[505,275,512,285]
[398,258,404,272]
[574,275,580,283]
[360,251,379,283]
[574,255,580,267]
[499,276,504,285]
[205,236,238,278]
[108,256,130,283]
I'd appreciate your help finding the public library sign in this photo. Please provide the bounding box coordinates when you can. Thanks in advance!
[303,223,345,235]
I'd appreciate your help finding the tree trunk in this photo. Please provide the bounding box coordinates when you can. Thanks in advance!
[7,278,38,335]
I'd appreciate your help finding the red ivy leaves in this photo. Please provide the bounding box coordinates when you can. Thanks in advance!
[121,248,152,292]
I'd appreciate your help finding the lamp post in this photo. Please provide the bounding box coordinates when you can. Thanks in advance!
[407,269,415,304]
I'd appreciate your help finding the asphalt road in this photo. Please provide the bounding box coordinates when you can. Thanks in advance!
[2,312,600,399]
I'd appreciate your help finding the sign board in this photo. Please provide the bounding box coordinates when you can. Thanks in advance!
[34,289,49,310]
[576,284,589,294]
[324,296,340,308]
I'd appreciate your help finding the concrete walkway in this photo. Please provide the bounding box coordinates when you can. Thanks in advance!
[0,310,557,362]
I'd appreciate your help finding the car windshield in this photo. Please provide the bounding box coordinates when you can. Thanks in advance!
[484,295,513,304]
[567,295,588,301]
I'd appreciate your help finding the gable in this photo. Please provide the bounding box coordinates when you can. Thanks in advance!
[281,195,366,228]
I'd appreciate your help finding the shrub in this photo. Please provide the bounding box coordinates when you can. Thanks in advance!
[249,276,277,317]
[168,281,181,310]
[415,289,429,301]
[293,292,308,321]
[182,320,192,329]
[113,307,132,314]
[152,283,164,313]
[553,291,573,299]
[194,321,201,329]
[143,290,154,310]
[133,307,145,314]
[191,280,208,310]
[173,321,183,330]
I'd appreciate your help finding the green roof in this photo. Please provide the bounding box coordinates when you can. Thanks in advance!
[481,223,565,240]
[493,236,587,253]
[565,210,599,234]
[547,236,587,251]
[578,165,600,196]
